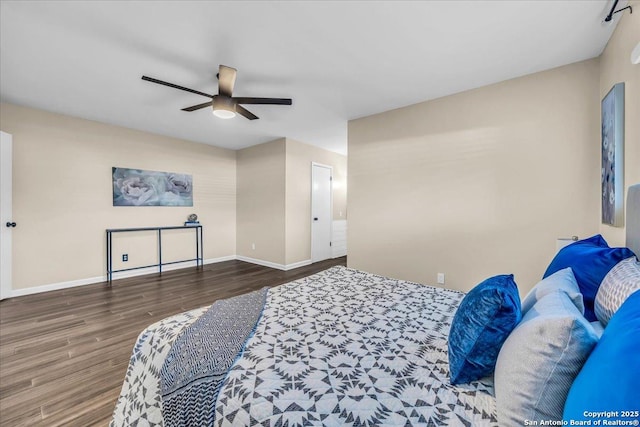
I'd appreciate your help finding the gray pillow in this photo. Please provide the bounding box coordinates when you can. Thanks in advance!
[594,257,640,326]
[521,267,584,315]
[494,290,598,425]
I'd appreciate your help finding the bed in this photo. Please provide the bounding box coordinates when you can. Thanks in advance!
[111,267,497,426]
[111,184,640,426]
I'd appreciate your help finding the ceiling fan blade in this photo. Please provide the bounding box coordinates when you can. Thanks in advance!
[233,97,292,105]
[236,105,258,120]
[181,101,213,112]
[142,76,214,98]
[218,65,237,97]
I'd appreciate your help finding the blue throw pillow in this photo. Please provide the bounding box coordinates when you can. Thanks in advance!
[448,274,521,385]
[543,234,635,321]
[563,290,640,423]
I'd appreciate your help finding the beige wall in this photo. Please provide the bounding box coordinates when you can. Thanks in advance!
[285,138,347,264]
[7,14,632,293]
[2,104,346,291]
[599,0,640,246]
[236,138,286,264]
[1,103,236,290]
[348,59,601,294]
[237,137,347,266]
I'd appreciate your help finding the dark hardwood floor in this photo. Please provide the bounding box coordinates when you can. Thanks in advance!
[0,257,346,426]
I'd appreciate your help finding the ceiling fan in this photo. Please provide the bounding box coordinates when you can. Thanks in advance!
[142,65,292,120]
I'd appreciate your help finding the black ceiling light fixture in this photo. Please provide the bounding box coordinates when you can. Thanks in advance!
[142,65,292,120]
[604,0,632,22]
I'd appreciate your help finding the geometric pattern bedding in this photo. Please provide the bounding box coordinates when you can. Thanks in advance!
[111,306,209,426]
[161,287,268,425]
[111,266,498,426]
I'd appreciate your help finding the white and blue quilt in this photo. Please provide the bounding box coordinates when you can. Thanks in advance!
[111,266,497,426]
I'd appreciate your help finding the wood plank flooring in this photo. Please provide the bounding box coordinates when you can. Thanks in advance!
[0,257,346,426]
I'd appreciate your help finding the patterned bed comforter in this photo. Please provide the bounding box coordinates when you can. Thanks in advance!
[111,266,498,426]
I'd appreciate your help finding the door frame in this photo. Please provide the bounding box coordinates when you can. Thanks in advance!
[310,162,333,263]
[1,131,12,300]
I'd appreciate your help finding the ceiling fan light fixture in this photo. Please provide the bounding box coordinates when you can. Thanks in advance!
[212,96,236,119]
[142,65,291,121]
[213,108,236,119]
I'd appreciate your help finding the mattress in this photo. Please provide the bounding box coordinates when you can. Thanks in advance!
[111,266,498,426]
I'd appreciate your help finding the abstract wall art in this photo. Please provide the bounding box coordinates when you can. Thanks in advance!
[112,167,193,206]
[601,83,624,227]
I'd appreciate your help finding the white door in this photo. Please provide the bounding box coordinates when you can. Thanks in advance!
[0,131,13,300]
[311,163,332,262]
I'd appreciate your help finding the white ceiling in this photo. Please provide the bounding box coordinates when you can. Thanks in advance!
[0,1,621,155]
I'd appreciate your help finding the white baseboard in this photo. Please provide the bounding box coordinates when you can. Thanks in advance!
[8,255,318,298]
[332,249,347,258]
[9,255,236,298]
[106,255,237,281]
[284,259,313,270]
[10,274,108,298]
[235,256,312,271]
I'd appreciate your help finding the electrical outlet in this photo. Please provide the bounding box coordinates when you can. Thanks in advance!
[251,243,255,250]
[437,273,445,285]
[122,254,128,262]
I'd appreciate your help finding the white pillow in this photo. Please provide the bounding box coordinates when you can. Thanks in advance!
[494,291,598,424]
[594,257,640,326]
[521,267,584,315]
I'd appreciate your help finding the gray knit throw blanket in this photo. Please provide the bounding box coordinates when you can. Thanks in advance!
[160,287,268,426]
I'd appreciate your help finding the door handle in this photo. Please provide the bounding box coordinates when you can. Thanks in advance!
[313,217,318,221]
[6,222,16,228]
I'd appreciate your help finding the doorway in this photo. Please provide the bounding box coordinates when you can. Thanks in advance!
[311,163,332,263]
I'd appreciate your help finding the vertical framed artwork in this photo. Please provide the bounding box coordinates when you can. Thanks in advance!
[601,83,624,227]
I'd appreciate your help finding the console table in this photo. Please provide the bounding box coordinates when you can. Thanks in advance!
[106,225,203,283]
